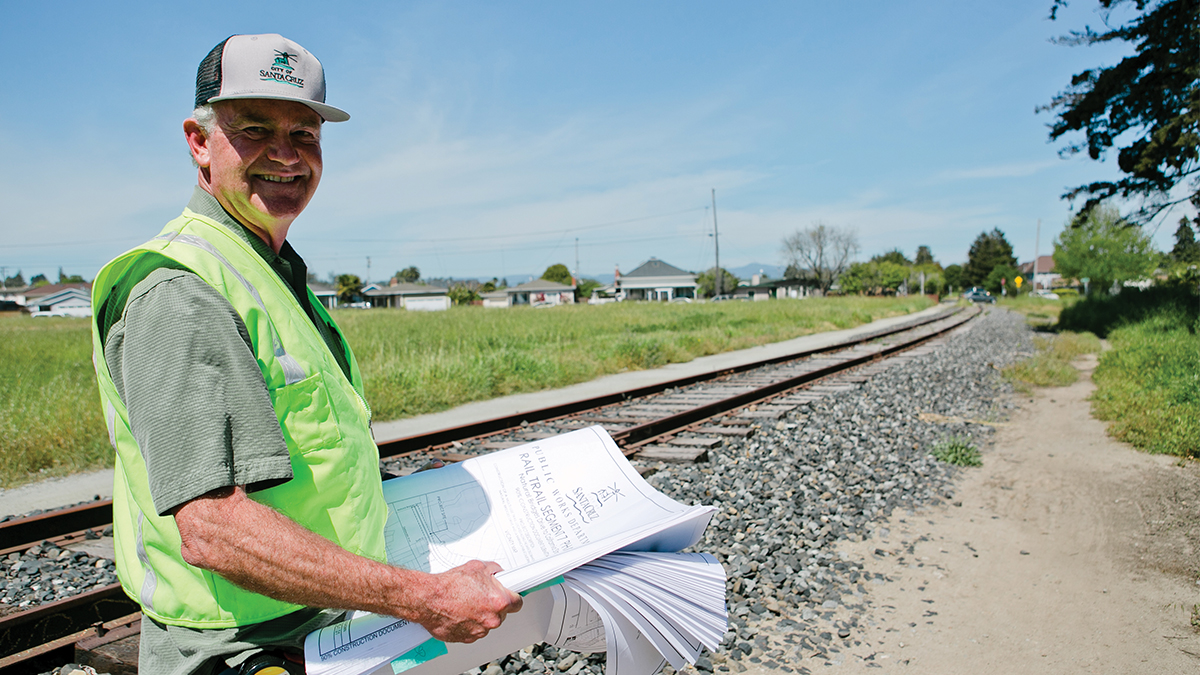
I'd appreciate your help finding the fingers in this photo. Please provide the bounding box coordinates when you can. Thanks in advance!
[417,560,523,643]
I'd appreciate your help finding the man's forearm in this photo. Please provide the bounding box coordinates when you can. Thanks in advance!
[173,486,522,643]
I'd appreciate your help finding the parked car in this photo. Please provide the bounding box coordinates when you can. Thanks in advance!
[963,289,995,304]
[1034,289,1060,300]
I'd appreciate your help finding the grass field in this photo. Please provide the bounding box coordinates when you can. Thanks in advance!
[0,313,111,489]
[996,294,1078,328]
[1002,331,1101,393]
[0,296,931,488]
[1072,287,1200,458]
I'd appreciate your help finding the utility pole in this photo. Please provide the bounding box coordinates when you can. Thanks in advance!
[1033,219,1041,293]
[366,256,371,284]
[712,189,721,298]
[574,238,580,283]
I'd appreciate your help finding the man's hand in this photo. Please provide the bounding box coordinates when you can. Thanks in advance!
[173,486,523,643]
[410,560,523,643]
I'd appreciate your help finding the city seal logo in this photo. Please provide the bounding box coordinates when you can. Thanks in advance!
[259,49,305,88]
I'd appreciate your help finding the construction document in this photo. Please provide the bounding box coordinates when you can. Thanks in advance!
[304,426,719,675]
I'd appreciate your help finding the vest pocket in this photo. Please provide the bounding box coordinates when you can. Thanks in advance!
[270,371,344,454]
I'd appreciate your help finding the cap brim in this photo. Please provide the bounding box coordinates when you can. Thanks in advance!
[207,93,350,123]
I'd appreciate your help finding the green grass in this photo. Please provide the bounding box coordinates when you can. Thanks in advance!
[997,294,1079,327]
[0,314,111,487]
[337,296,932,420]
[1090,310,1200,458]
[931,435,982,466]
[0,296,931,488]
[1002,331,1102,392]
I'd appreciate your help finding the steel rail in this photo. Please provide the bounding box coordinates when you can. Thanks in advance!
[612,307,975,448]
[0,306,963,552]
[375,306,965,458]
[0,304,977,672]
[0,584,137,663]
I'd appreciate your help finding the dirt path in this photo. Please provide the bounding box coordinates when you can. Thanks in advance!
[727,352,1200,674]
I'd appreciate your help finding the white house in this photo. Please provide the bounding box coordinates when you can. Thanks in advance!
[614,258,698,301]
[365,282,451,311]
[1018,255,1061,290]
[27,286,93,318]
[484,279,576,308]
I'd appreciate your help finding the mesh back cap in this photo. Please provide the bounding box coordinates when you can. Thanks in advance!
[196,34,349,122]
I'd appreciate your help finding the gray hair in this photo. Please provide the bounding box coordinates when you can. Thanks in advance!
[189,105,216,167]
[192,104,217,135]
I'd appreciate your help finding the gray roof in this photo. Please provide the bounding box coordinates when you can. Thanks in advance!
[366,282,448,297]
[509,278,575,292]
[622,258,693,278]
[307,282,336,295]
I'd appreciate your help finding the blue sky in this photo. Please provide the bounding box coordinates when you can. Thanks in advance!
[2,1,1188,285]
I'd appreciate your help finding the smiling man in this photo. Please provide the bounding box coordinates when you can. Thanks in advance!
[90,35,521,675]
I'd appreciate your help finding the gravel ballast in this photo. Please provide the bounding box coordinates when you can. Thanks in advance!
[467,306,1031,675]
[12,306,1031,675]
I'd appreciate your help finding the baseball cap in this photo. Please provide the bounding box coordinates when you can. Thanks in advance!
[195,34,349,122]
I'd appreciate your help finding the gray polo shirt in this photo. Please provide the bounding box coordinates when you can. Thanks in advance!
[101,188,354,674]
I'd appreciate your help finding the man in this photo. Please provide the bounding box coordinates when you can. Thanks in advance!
[90,34,522,675]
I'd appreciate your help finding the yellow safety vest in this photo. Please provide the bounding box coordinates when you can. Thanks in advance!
[90,209,387,628]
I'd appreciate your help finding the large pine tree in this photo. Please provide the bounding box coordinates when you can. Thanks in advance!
[1171,218,1200,264]
[963,229,1017,287]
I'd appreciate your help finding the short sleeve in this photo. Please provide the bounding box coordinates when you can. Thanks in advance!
[103,267,293,516]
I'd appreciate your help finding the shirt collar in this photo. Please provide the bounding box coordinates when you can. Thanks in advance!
[187,187,285,265]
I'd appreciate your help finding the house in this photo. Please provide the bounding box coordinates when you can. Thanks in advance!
[364,282,451,311]
[614,258,698,301]
[770,277,819,299]
[307,282,339,309]
[480,290,510,308]
[26,285,93,318]
[732,283,773,301]
[484,279,576,308]
[0,284,33,309]
[1018,255,1060,289]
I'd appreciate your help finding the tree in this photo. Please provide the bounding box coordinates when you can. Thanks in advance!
[576,278,602,298]
[335,274,364,303]
[838,261,907,295]
[963,229,1017,286]
[914,245,937,266]
[395,266,420,283]
[1042,0,1199,222]
[1052,204,1158,294]
[1170,218,1200,263]
[697,267,739,298]
[30,273,49,287]
[943,264,965,292]
[984,264,1027,297]
[780,222,860,294]
[3,270,24,288]
[541,264,573,285]
[871,249,911,266]
[447,283,479,305]
[480,278,498,293]
[57,267,85,284]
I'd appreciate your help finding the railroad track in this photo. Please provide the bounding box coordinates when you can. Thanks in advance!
[0,304,977,674]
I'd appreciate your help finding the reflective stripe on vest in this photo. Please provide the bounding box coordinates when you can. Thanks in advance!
[153,231,307,385]
[91,209,387,629]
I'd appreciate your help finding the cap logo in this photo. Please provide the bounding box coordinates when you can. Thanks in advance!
[259,49,304,89]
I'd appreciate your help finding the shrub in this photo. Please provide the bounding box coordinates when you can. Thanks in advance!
[931,436,982,466]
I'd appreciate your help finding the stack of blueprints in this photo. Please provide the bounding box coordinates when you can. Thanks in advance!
[302,426,726,675]
[560,551,728,674]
